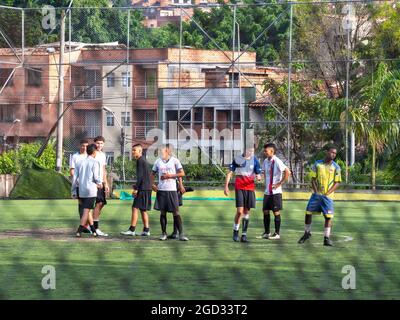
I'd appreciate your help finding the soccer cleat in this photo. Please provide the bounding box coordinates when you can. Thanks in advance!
[269,232,280,240]
[179,235,189,241]
[240,234,249,243]
[233,230,239,242]
[298,231,312,244]
[167,233,178,239]
[76,231,82,238]
[82,227,92,234]
[120,230,136,236]
[323,237,333,246]
[159,233,168,241]
[262,232,271,239]
[141,230,151,236]
[96,228,108,237]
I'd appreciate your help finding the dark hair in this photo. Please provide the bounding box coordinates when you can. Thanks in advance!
[264,143,277,154]
[165,143,173,151]
[327,145,337,152]
[87,144,97,155]
[94,136,105,143]
[132,143,142,149]
[80,139,89,145]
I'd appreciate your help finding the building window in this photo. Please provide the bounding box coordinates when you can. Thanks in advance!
[0,68,14,87]
[229,73,239,87]
[106,111,114,127]
[0,105,15,122]
[233,110,240,122]
[106,152,114,166]
[122,72,131,88]
[27,104,42,122]
[121,111,131,127]
[194,108,203,122]
[27,68,42,87]
[107,73,115,87]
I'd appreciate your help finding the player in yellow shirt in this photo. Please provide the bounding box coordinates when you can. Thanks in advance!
[298,146,341,246]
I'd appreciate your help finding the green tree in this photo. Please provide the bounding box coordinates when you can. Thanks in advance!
[344,63,400,189]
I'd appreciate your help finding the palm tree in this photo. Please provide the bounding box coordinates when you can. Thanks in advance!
[342,63,400,190]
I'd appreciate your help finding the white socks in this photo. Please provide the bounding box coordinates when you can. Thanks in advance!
[305,224,311,233]
[324,227,331,238]
[233,223,240,231]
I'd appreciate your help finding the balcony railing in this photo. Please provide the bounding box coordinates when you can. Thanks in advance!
[134,125,157,139]
[72,125,101,138]
[73,86,102,100]
[134,85,158,99]
[26,116,42,122]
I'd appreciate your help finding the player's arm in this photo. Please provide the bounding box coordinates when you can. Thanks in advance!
[326,167,341,196]
[161,168,185,180]
[311,177,318,194]
[224,171,233,196]
[224,160,236,196]
[326,182,340,196]
[273,167,291,190]
[178,176,186,194]
[150,171,158,192]
[94,162,103,188]
[103,165,109,193]
[69,168,74,178]
[254,158,262,182]
[71,166,79,198]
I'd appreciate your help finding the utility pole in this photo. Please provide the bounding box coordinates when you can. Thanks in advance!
[56,10,65,172]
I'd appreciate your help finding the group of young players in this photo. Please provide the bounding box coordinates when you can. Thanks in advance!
[71,138,342,246]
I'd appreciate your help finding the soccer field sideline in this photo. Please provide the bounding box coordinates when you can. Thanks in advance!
[113,189,400,202]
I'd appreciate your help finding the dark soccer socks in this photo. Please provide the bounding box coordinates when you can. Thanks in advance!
[173,215,183,235]
[94,220,99,229]
[160,213,167,234]
[274,215,281,235]
[242,214,250,235]
[263,214,271,234]
[129,226,136,232]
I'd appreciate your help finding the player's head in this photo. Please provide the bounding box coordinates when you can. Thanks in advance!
[263,143,277,159]
[94,136,105,151]
[132,144,143,159]
[244,146,255,158]
[326,146,337,161]
[79,139,89,153]
[160,143,173,160]
[87,143,97,157]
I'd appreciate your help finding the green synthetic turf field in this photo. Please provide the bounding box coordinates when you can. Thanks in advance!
[0,199,399,300]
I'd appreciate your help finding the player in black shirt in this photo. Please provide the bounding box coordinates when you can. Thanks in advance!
[121,144,152,236]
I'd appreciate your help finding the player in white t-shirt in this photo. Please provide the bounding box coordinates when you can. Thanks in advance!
[151,144,189,241]
[92,136,110,237]
[262,143,291,240]
[69,139,89,231]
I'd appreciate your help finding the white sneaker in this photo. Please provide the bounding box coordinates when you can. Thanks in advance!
[120,230,136,236]
[262,232,271,239]
[269,233,280,240]
[141,230,151,236]
[159,233,167,241]
[96,228,108,237]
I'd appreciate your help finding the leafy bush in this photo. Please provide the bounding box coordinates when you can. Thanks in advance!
[0,142,57,175]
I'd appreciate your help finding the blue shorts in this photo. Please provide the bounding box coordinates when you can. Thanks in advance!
[306,193,334,218]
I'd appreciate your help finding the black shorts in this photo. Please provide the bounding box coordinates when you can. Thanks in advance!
[263,193,283,212]
[132,190,152,211]
[81,197,96,210]
[235,189,256,209]
[154,191,179,213]
[96,186,107,205]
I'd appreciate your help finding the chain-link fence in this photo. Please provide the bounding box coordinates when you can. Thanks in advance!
[0,0,400,301]
[1,1,399,190]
